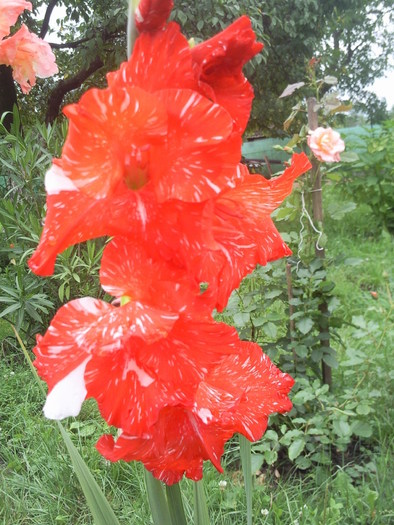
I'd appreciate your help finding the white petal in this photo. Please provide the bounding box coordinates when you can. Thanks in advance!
[43,358,90,419]
[45,164,78,195]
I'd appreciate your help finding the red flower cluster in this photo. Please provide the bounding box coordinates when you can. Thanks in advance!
[30,0,311,484]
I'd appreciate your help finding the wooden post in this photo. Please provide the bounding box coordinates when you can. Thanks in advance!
[307,97,332,388]
[285,262,297,373]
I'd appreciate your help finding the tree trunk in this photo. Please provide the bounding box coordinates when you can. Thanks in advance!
[0,65,18,131]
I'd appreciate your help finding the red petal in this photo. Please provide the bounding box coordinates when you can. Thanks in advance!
[96,343,293,484]
[195,344,294,441]
[62,86,167,198]
[135,0,173,33]
[107,22,196,92]
[100,237,200,312]
[151,89,241,201]
[96,407,231,484]
[33,297,179,391]
[28,169,155,276]
[191,16,263,133]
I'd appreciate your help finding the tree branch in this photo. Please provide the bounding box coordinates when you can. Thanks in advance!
[39,0,61,39]
[48,30,122,49]
[45,56,104,124]
[49,36,93,49]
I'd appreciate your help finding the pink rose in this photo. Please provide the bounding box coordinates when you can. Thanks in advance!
[0,24,58,94]
[307,127,345,163]
[0,0,32,40]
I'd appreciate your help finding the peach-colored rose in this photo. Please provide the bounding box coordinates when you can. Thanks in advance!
[0,0,32,40]
[307,127,345,163]
[0,24,58,93]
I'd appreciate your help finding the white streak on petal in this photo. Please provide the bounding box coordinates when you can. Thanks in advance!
[197,407,213,424]
[43,358,90,420]
[122,358,154,387]
[45,165,78,195]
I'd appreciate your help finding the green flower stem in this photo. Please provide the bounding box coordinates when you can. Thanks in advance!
[144,470,173,525]
[127,0,138,59]
[239,434,253,525]
[166,483,188,525]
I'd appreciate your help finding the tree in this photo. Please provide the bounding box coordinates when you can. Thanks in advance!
[4,0,393,133]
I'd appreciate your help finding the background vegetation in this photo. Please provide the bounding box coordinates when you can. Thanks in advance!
[0,1,393,523]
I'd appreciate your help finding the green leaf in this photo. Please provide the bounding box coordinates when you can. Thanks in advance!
[144,470,172,525]
[0,302,21,318]
[292,390,315,404]
[193,481,210,525]
[343,258,363,266]
[352,421,373,438]
[57,424,121,525]
[166,483,187,525]
[239,435,253,525]
[356,404,371,416]
[333,419,351,438]
[263,322,277,339]
[288,438,306,460]
[251,453,264,474]
[339,151,359,163]
[297,317,314,334]
[322,352,339,369]
[295,456,312,469]
[264,289,283,299]
[326,201,356,220]
[233,312,250,327]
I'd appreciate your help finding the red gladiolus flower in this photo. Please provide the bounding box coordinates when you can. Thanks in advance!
[33,291,248,435]
[110,18,262,133]
[30,5,302,486]
[148,153,312,310]
[96,344,294,484]
[135,0,173,33]
[28,81,240,275]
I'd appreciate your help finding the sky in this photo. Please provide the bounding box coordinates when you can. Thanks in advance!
[371,71,394,110]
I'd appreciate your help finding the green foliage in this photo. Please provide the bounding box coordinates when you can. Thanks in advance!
[0,116,105,344]
[331,121,394,233]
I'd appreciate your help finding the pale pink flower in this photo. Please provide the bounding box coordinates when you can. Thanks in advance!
[0,24,58,93]
[307,127,345,162]
[0,0,32,40]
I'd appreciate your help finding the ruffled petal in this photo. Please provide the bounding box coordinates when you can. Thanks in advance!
[0,0,32,40]
[191,16,263,133]
[28,164,155,276]
[96,343,294,484]
[84,315,240,435]
[195,343,294,441]
[100,237,200,312]
[0,24,57,93]
[62,85,168,197]
[33,296,178,392]
[96,407,232,484]
[107,22,196,92]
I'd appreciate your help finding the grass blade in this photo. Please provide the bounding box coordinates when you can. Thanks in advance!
[144,470,172,525]
[193,480,210,525]
[239,434,253,525]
